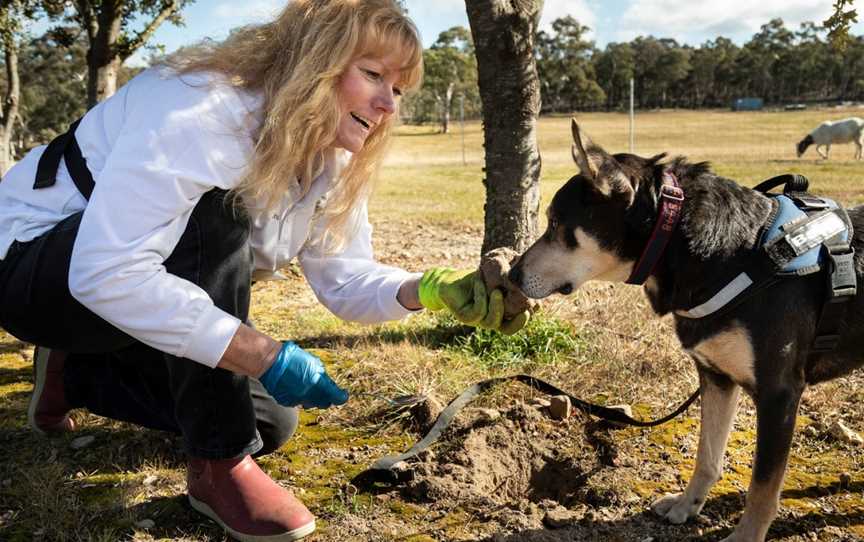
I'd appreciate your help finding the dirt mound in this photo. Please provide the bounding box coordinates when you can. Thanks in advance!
[392,402,627,533]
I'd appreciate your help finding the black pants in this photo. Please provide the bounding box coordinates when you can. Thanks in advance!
[0,189,297,459]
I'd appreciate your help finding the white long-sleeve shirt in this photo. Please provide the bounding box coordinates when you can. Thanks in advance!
[0,67,420,368]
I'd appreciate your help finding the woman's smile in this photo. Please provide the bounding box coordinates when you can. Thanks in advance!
[334,53,404,152]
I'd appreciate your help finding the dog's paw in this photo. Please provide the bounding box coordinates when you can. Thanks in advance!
[651,493,703,524]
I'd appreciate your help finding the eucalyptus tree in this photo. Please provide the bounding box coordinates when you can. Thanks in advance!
[41,0,193,107]
[593,41,634,110]
[631,36,665,107]
[0,0,34,173]
[535,16,604,113]
[421,26,477,133]
[824,0,857,51]
[687,42,721,107]
[17,32,89,147]
[653,38,690,107]
[737,18,794,102]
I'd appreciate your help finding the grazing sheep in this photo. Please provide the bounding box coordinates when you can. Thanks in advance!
[796,117,864,159]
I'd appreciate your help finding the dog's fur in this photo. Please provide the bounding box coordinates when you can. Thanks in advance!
[509,120,864,542]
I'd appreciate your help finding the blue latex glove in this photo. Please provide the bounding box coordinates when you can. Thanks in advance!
[259,341,349,409]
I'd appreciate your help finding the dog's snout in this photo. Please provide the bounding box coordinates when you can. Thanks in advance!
[507,265,523,287]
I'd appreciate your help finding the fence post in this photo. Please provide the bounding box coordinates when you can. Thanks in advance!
[460,93,466,166]
[629,78,635,154]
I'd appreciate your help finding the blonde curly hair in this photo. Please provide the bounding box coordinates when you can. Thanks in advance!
[165,0,423,251]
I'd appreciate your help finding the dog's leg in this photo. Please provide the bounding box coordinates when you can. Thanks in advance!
[721,384,803,542]
[652,370,739,524]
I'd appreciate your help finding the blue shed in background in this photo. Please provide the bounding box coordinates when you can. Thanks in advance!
[731,97,764,111]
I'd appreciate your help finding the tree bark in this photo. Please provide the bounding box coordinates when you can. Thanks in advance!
[85,0,121,107]
[80,0,184,107]
[0,38,20,176]
[466,0,543,254]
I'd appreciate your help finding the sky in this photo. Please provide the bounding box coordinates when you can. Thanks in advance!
[111,0,864,66]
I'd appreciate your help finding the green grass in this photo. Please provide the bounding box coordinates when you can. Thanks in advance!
[445,312,589,370]
[377,108,864,224]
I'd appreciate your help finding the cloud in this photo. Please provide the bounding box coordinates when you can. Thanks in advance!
[540,0,597,34]
[404,0,598,45]
[616,0,835,43]
[403,0,469,45]
[213,0,282,22]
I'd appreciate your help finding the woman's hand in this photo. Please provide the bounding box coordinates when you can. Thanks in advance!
[259,341,349,408]
[418,268,528,334]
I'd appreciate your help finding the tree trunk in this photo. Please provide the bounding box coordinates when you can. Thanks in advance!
[0,39,20,176]
[441,82,454,134]
[86,0,123,107]
[88,56,122,106]
[466,0,543,254]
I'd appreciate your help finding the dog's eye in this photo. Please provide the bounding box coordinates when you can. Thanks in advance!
[544,219,559,242]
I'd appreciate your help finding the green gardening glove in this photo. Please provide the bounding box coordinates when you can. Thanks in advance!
[419,268,505,329]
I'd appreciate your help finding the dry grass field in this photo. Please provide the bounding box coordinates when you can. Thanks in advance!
[2,107,864,541]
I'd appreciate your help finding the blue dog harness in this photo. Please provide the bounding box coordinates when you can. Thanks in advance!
[677,174,857,353]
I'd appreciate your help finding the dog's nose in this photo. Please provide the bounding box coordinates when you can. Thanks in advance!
[507,265,523,287]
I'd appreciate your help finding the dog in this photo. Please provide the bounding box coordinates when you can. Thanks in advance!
[508,119,864,542]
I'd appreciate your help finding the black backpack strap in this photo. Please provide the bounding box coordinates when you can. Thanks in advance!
[34,118,95,200]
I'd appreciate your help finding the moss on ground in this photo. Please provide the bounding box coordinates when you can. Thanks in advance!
[627,412,864,521]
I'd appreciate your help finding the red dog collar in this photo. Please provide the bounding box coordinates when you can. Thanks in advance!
[626,171,684,285]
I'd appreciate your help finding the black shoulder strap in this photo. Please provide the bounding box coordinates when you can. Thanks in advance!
[753,173,809,194]
[34,118,95,200]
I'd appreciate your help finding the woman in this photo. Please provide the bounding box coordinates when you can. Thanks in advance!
[0,1,527,540]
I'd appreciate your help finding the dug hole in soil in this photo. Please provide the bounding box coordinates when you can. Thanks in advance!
[360,394,710,542]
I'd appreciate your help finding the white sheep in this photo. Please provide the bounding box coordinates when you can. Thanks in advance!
[796,117,864,160]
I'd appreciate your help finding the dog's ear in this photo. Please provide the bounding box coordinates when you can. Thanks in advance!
[648,153,667,165]
[570,119,601,179]
[571,119,631,201]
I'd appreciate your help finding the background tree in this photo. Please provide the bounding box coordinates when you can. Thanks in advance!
[17,32,87,146]
[593,41,634,110]
[42,0,194,107]
[631,36,663,108]
[824,0,857,50]
[709,37,741,105]
[747,19,795,102]
[630,37,690,108]
[466,0,543,254]
[653,39,690,107]
[2,30,140,158]
[535,16,604,113]
[419,26,477,133]
[0,0,33,174]
[686,40,722,107]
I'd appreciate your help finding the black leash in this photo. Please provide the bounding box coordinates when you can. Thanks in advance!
[366,374,700,474]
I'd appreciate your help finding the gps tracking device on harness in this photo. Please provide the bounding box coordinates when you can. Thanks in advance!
[677,173,856,355]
